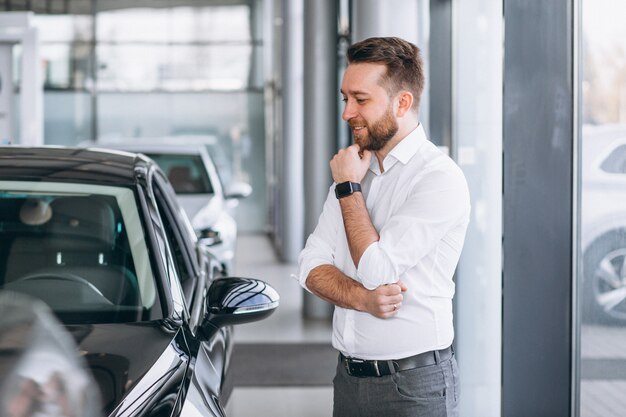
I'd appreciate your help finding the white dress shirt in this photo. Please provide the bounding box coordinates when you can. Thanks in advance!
[298,124,470,360]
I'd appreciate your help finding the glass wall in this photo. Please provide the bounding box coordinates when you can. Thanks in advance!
[578,0,626,415]
[7,1,268,232]
[95,5,256,92]
[21,14,94,145]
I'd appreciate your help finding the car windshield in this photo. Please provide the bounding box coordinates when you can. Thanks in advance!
[145,153,214,195]
[0,181,158,325]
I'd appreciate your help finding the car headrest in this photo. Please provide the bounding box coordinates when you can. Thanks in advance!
[46,197,116,248]
[168,165,197,193]
[169,165,192,181]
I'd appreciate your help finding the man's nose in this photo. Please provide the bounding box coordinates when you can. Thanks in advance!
[342,101,356,121]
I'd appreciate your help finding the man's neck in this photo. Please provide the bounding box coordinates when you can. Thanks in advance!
[374,122,420,172]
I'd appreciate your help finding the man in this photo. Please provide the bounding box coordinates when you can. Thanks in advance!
[297,37,470,417]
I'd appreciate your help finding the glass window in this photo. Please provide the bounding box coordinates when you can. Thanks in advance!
[96,44,253,92]
[150,179,193,312]
[146,153,214,195]
[96,91,267,232]
[96,6,251,42]
[32,15,93,90]
[94,5,255,92]
[10,1,267,232]
[578,1,626,415]
[41,43,92,90]
[0,181,158,324]
[42,91,94,146]
[33,15,93,42]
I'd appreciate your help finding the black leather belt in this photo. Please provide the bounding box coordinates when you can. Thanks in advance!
[340,346,453,378]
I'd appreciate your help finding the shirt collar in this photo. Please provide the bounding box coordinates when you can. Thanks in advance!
[368,124,426,174]
[388,124,426,165]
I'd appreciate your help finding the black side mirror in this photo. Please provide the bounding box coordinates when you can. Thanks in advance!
[200,277,279,335]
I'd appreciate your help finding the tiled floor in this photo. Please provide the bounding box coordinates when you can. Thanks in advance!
[224,233,334,417]
[579,324,626,417]
[226,387,333,417]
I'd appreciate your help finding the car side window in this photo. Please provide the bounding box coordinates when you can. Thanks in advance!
[152,175,199,305]
[600,144,626,174]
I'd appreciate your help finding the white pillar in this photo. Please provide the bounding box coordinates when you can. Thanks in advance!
[453,0,503,415]
[0,44,14,143]
[352,0,420,43]
[0,12,43,145]
[20,24,43,146]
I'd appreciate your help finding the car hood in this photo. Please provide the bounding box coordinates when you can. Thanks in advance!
[178,194,223,229]
[65,321,188,416]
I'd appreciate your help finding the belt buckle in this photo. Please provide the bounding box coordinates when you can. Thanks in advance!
[345,358,380,377]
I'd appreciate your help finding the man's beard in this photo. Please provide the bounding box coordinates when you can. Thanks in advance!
[351,104,399,151]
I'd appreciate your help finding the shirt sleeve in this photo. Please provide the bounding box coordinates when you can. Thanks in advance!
[355,166,470,290]
[297,185,340,292]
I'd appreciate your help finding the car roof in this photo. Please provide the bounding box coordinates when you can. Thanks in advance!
[99,135,219,146]
[98,139,212,156]
[0,146,150,186]
[109,144,207,156]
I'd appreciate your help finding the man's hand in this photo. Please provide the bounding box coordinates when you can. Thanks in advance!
[330,144,372,183]
[359,280,408,319]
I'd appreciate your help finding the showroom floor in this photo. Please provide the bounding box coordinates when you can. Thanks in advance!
[224,234,334,417]
[222,234,626,417]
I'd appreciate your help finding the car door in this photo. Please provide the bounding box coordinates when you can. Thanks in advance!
[150,170,229,416]
[99,170,193,417]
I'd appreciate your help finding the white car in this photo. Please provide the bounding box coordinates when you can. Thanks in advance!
[581,128,626,324]
[101,140,251,275]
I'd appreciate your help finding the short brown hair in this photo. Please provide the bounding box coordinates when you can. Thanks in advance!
[347,37,425,112]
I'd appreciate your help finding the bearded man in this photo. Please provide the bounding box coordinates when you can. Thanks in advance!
[297,36,471,417]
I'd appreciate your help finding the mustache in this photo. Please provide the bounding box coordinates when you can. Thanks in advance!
[348,120,366,128]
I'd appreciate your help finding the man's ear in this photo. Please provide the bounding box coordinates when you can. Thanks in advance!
[395,91,414,117]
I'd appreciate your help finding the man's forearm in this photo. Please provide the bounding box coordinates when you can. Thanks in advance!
[306,264,405,319]
[340,192,379,267]
[306,264,366,310]
[329,144,378,268]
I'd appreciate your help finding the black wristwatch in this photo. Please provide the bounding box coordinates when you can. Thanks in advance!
[335,181,362,199]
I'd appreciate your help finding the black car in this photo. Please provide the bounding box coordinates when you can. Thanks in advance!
[0,146,279,416]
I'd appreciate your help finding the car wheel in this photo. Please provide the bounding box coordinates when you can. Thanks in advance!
[583,229,626,324]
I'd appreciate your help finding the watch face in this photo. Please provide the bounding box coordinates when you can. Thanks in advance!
[336,181,359,199]
[336,182,352,196]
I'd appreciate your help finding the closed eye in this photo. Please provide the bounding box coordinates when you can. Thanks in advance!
[340,96,367,104]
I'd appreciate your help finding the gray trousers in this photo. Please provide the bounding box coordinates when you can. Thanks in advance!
[332,352,459,417]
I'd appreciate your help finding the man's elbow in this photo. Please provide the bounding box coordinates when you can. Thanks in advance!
[356,250,399,289]
[357,271,399,290]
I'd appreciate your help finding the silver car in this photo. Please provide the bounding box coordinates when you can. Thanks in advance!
[101,140,251,275]
[582,128,626,324]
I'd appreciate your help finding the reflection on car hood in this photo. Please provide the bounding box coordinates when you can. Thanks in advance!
[0,294,102,417]
[178,194,222,228]
[64,322,186,416]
